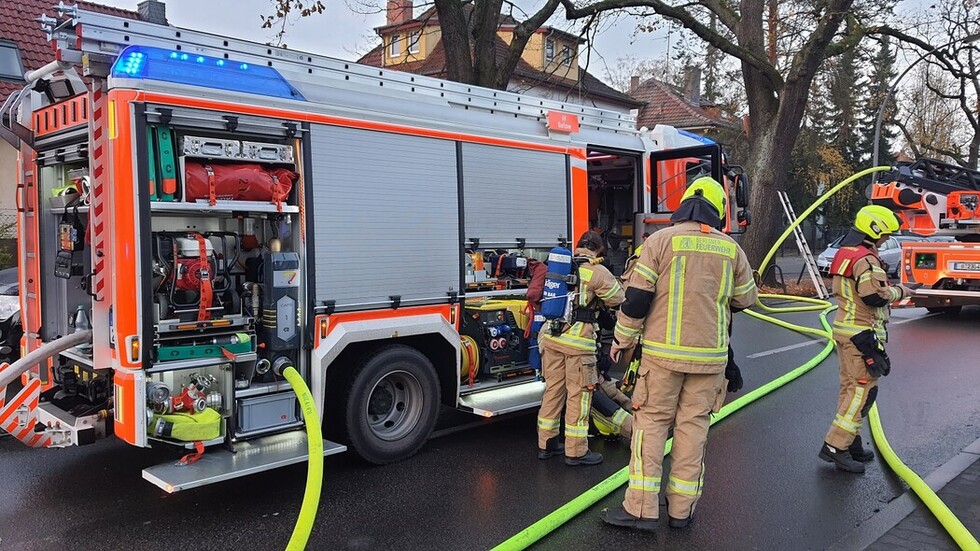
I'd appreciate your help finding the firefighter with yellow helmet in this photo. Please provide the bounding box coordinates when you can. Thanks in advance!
[602,177,757,531]
[819,205,911,473]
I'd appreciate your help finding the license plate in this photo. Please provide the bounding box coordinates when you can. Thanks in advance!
[952,261,980,272]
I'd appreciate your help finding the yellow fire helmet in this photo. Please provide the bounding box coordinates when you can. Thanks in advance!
[855,205,900,240]
[682,176,727,218]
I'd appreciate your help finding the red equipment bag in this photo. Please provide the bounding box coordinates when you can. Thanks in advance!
[185,162,296,209]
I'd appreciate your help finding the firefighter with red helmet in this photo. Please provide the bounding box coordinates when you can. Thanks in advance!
[819,205,912,473]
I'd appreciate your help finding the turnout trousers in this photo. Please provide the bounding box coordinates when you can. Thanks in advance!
[824,340,879,449]
[537,339,597,458]
[623,363,725,520]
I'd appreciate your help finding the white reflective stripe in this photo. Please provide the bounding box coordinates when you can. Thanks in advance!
[642,341,728,362]
[634,263,659,285]
[733,278,755,296]
[667,476,702,496]
[611,408,629,428]
[548,253,572,263]
[666,256,686,345]
[537,417,559,430]
[615,323,640,342]
[833,416,861,434]
[843,386,865,422]
[629,475,661,492]
[566,424,589,438]
[716,262,732,347]
[599,280,622,301]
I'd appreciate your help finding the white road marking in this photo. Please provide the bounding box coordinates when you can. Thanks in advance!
[746,340,822,358]
[745,312,937,358]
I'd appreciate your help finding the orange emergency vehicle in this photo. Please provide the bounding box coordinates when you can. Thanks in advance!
[872,158,980,313]
[0,6,748,491]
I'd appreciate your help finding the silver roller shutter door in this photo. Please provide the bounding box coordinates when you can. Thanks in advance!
[309,124,459,309]
[461,143,568,248]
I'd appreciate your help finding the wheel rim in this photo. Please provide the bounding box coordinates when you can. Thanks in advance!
[365,369,424,442]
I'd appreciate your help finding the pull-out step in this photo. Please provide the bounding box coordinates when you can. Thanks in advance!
[458,380,545,417]
[143,431,346,492]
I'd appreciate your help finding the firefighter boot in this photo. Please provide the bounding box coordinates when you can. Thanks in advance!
[565,450,603,466]
[601,507,658,532]
[819,442,865,473]
[848,435,874,463]
[538,437,565,460]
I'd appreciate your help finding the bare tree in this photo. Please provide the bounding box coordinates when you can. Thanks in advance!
[561,0,879,264]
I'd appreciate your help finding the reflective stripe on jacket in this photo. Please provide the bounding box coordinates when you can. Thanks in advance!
[614,222,757,373]
[832,253,908,342]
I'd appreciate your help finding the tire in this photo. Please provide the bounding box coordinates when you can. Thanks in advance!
[926,306,962,316]
[343,345,440,465]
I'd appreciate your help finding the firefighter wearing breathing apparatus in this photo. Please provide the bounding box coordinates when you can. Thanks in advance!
[537,231,625,466]
[819,205,912,473]
[602,177,757,532]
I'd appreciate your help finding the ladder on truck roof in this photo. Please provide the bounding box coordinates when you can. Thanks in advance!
[37,4,638,135]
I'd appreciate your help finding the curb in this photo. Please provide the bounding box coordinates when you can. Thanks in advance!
[825,436,980,551]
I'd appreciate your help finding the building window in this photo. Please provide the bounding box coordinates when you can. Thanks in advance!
[561,46,573,66]
[389,34,402,58]
[0,40,25,82]
[407,30,421,55]
[545,39,555,62]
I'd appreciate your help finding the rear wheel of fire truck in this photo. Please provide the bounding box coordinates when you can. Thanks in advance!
[343,345,440,464]
[926,305,962,316]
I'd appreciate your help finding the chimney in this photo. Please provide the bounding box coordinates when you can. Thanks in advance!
[387,0,413,26]
[137,0,167,25]
[630,75,640,94]
[684,67,701,105]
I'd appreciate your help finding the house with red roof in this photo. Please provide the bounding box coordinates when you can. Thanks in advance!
[628,70,743,144]
[358,1,643,115]
[0,0,155,226]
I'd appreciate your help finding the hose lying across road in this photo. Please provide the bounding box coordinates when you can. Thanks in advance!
[493,166,980,551]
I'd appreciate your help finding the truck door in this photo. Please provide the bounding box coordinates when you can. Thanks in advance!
[637,144,724,245]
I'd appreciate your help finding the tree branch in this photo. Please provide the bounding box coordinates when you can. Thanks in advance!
[697,0,739,33]
[560,0,784,89]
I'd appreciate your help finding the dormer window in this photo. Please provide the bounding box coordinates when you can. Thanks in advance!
[545,39,555,62]
[407,30,421,55]
[0,40,25,82]
[389,34,403,57]
[561,46,573,66]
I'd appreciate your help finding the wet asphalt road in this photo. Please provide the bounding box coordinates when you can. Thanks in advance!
[1,305,977,551]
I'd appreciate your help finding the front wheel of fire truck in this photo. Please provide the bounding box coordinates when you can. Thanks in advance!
[926,305,962,316]
[344,345,441,465]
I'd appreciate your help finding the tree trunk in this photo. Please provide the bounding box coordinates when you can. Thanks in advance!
[434,0,475,84]
[742,126,790,269]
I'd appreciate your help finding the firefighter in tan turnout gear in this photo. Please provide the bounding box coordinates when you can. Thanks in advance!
[601,177,757,532]
[819,205,912,473]
[537,231,625,466]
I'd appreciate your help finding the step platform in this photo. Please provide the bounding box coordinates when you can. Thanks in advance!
[458,380,545,417]
[142,431,346,492]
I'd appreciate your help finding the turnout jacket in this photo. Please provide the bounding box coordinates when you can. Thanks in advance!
[830,246,909,343]
[614,222,757,373]
[540,248,624,355]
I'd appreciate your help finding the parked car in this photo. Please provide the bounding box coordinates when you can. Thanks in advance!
[0,267,21,364]
[817,235,926,278]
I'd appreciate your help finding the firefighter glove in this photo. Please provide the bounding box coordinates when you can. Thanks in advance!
[850,329,891,378]
[725,346,743,393]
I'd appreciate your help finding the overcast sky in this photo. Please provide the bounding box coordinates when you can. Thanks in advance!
[94,0,929,79]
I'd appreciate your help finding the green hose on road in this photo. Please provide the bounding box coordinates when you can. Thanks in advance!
[869,405,980,551]
[281,365,324,551]
[492,164,977,550]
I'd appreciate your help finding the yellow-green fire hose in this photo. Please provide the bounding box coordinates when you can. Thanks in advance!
[493,165,979,551]
[281,365,324,551]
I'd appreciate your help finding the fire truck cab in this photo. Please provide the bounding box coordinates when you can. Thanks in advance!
[0,6,748,491]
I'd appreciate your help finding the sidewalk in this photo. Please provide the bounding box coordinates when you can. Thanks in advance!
[867,453,980,551]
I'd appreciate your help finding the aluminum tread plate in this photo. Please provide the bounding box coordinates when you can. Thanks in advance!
[142,432,346,492]
[458,381,545,417]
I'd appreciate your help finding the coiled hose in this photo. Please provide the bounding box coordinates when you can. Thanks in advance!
[493,165,980,551]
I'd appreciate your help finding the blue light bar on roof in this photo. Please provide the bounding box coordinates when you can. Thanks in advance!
[110,45,305,101]
[677,129,716,145]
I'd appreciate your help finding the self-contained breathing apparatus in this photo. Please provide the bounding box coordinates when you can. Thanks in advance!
[540,246,605,338]
[829,243,893,378]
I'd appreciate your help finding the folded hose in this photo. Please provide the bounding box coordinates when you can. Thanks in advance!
[494,164,978,550]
